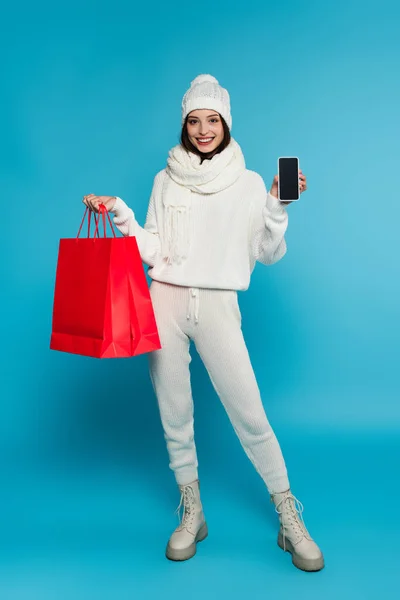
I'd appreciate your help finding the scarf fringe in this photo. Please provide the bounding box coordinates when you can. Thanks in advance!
[163,204,190,265]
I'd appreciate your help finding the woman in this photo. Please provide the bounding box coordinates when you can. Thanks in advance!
[83,74,324,572]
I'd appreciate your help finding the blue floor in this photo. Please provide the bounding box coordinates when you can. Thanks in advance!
[1,433,398,600]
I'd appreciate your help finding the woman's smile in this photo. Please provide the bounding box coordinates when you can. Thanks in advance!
[196,137,215,146]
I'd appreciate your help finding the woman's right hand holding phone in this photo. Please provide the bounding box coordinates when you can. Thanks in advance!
[83,194,117,213]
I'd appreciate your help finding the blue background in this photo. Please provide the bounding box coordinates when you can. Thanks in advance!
[1,0,399,597]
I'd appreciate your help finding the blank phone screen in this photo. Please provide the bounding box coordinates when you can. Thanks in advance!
[279,157,299,201]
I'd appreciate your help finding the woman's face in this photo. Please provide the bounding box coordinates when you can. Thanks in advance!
[186,109,224,153]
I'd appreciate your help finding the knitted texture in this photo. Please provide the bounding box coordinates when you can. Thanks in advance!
[181,74,232,129]
[162,137,246,264]
[148,280,290,494]
[110,168,288,291]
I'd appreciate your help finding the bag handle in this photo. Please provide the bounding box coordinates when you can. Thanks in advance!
[77,204,116,239]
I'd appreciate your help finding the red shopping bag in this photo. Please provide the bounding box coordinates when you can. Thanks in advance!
[50,205,161,358]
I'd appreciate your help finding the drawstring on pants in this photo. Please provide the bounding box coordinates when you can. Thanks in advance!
[186,288,200,324]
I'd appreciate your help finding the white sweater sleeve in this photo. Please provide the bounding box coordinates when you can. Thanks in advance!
[110,177,161,267]
[250,176,289,266]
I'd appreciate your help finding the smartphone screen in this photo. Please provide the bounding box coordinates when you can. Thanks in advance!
[278,157,299,201]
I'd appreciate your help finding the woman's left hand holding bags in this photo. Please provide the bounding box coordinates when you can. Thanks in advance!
[83,194,117,213]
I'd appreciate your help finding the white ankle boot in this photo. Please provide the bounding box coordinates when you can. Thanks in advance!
[271,489,324,572]
[166,479,208,561]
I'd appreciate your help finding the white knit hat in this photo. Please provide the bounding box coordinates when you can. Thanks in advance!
[181,74,232,130]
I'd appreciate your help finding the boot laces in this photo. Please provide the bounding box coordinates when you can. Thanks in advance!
[175,485,196,530]
[274,492,310,550]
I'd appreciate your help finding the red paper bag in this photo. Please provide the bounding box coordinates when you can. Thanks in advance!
[50,206,161,358]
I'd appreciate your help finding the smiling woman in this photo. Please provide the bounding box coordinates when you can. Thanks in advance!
[81,73,319,572]
[181,109,231,163]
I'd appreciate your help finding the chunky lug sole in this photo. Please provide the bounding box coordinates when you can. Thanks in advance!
[166,522,208,561]
[278,532,325,572]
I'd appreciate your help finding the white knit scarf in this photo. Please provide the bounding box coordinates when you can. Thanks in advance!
[162,137,246,264]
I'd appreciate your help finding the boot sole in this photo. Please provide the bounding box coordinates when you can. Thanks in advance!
[278,532,325,572]
[166,522,208,561]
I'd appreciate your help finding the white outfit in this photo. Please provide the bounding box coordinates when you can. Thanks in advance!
[110,139,288,291]
[148,281,289,494]
[110,138,290,494]
[107,73,323,566]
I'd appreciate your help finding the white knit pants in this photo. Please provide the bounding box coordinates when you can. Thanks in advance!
[148,280,290,494]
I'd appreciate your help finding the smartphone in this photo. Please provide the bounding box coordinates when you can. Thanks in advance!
[278,157,300,201]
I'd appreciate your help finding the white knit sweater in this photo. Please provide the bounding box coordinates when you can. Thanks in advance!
[110,168,288,291]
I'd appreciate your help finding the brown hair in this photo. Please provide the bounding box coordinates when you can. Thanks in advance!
[180,113,231,163]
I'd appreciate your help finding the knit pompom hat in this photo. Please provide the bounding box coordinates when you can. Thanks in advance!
[181,74,232,130]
